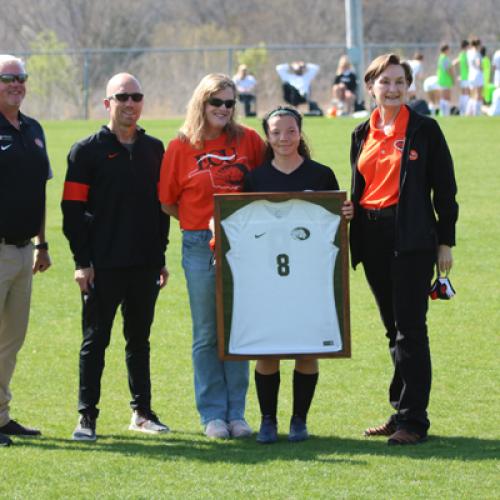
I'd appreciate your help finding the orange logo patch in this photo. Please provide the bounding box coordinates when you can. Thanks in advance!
[108,152,119,159]
[393,139,405,152]
[409,149,418,161]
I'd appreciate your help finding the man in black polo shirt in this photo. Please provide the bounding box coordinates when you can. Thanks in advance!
[0,55,52,447]
[62,73,170,442]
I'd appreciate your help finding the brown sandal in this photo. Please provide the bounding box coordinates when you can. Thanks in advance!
[363,421,396,437]
[387,429,428,446]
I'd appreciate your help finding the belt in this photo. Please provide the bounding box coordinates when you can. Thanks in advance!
[0,237,32,247]
[363,205,397,221]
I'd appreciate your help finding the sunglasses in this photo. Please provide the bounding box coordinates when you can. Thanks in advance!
[108,93,144,103]
[0,73,29,84]
[207,97,236,108]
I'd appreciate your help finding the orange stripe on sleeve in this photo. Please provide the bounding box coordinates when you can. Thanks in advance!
[63,181,89,201]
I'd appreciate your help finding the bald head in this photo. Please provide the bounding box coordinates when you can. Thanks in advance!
[106,73,142,98]
[104,73,144,136]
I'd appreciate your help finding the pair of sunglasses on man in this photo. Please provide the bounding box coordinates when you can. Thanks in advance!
[0,73,28,84]
[107,93,144,103]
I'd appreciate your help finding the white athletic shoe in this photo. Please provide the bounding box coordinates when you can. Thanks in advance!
[129,410,170,434]
[204,419,230,439]
[228,419,253,438]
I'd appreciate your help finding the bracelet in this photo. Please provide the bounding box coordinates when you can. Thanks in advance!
[35,242,49,250]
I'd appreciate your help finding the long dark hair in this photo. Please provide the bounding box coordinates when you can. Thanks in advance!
[262,106,311,162]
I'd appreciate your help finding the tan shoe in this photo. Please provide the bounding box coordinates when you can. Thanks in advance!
[363,421,396,437]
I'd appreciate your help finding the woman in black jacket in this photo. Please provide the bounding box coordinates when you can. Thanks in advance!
[349,54,458,445]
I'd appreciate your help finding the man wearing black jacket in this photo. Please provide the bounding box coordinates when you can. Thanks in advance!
[62,73,170,441]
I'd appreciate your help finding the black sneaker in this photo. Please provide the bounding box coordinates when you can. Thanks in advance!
[288,415,309,442]
[0,432,12,446]
[72,414,96,441]
[0,419,41,436]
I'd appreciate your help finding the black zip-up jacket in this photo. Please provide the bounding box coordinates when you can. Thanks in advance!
[61,126,169,269]
[349,106,458,269]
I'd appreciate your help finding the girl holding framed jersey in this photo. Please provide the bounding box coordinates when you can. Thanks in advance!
[244,106,353,443]
[159,74,265,439]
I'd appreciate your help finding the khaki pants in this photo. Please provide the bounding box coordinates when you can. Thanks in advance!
[0,243,33,426]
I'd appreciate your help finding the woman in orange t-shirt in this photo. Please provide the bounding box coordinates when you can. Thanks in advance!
[159,74,265,439]
[349,54,458,445]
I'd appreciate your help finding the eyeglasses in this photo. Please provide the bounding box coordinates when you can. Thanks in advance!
[107,93,144,103]
[207,97,236,108]
[0,73,29,84]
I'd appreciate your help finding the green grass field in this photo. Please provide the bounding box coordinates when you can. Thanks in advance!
[3,116,499,499]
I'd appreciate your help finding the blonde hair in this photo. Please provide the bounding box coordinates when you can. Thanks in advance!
[336,55,352,75]
[179,73,243,148]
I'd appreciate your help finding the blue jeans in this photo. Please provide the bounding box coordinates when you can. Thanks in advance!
[182,230,249,425]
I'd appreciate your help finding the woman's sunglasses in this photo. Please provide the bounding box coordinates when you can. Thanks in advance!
[107,93,144,103]
[0,73,29,84]
[207,97,236,108]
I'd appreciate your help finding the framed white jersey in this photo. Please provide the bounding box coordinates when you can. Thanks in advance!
[214,192,351,360]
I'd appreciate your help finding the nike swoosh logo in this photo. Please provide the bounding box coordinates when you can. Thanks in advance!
[108,152,119,159]
[254,233,266,238]
[1,144,12,151]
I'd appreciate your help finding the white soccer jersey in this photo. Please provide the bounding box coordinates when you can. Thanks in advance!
[467,49,483,88]
[407,59,422,93]
[221,199,342,355]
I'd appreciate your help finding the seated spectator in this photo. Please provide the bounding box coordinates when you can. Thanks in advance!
[233,64,257,117]
[331,55,357,115]
[276,61,323,115]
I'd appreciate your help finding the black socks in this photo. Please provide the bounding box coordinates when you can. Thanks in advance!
[255,370,319,423]
[255,371,280,422]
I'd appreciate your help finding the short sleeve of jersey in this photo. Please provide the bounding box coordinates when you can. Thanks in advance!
[159,138,183,205]
[243,127,265,171]
[221,204,252,253]
[39,128,53,180]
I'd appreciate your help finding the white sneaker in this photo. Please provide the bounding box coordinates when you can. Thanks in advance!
[204,419,230,439]
[228,419,253,438]
[72,414,96,441]
[129,410,170,434]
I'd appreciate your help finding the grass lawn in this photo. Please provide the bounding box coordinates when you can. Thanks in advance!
[2,116,499,499]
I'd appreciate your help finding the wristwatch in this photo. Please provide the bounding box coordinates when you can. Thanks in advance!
[35,242,49,250]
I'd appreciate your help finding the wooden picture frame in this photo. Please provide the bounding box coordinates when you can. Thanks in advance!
[214,191,351,360]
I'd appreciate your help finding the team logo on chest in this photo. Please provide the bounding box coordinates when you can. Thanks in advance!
[34,137,45,149]
[190,148,249,190]
[291,227,311,241]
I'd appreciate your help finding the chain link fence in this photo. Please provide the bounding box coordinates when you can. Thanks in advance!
[13,43,455,120]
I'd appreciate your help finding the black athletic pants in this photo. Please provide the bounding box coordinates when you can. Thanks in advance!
[360,213,435,436]
[238,94,256,117]
[282,83,322,114]
[78,266,161,418]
